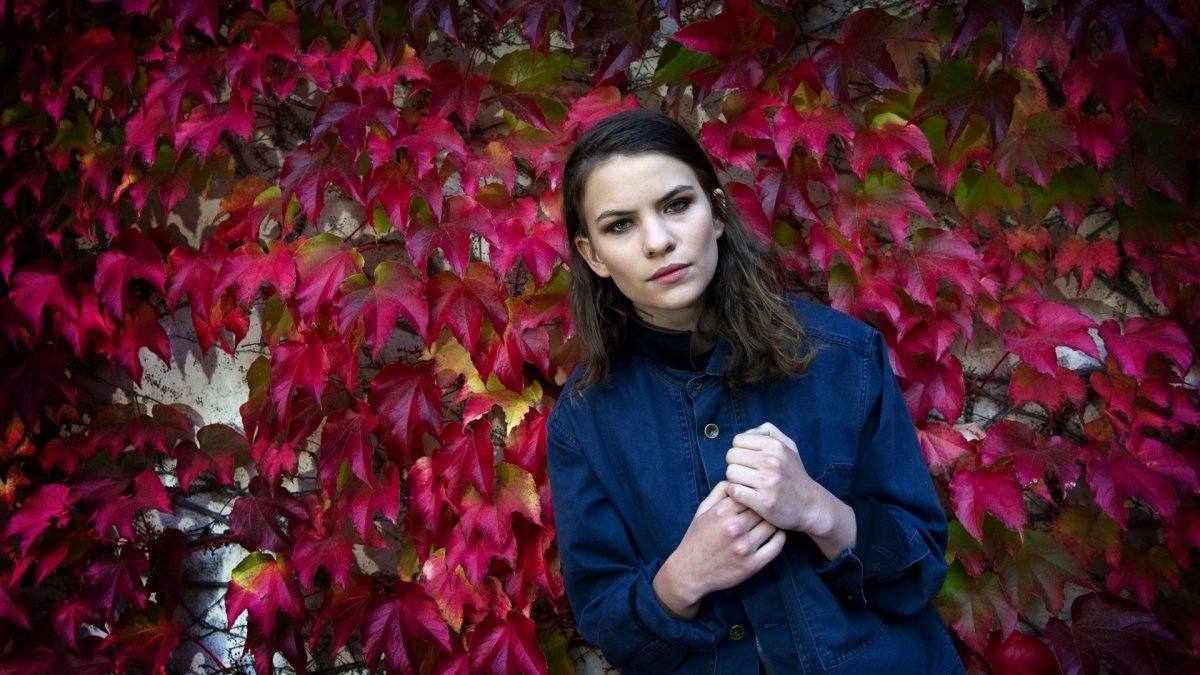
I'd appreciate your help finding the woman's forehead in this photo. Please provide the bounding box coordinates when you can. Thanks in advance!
[583,153,701,204]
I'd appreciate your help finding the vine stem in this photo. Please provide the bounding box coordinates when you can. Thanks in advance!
[183,631,228,672]
[976,350,1012,392]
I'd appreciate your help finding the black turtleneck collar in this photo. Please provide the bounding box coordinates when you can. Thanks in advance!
[627,318,712,372]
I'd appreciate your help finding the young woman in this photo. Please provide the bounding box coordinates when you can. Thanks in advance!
[546,110,963,674]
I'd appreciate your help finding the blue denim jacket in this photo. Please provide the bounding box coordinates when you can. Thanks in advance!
[547,299,963,674]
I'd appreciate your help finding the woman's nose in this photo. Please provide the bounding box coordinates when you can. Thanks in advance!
[641,217,676,257]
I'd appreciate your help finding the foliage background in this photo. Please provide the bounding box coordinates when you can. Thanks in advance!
[1,0,1198,672]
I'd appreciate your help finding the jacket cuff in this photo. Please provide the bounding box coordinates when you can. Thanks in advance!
[815,546,867,608]
[630,559,721,653]
[815,495,919,606]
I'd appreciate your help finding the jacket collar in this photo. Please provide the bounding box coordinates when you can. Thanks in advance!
[627,318,727,375]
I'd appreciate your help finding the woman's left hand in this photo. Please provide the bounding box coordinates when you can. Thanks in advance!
[724,422,857,559]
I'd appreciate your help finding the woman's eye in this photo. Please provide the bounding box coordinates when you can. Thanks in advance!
[665,198,690,213]
[606,219,632,234]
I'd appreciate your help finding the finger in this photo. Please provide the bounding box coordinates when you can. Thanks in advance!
[726,481,765,514]
[697,480,730,512]
[744,518,778,547]
[753,529,787,563]
[725,463,763,490]
[725,446,764,469]
[730,432,776,452]
[743,422,780,437]
[742,423,797,453]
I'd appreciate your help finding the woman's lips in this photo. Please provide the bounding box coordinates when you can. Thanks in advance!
[651,263,690,284]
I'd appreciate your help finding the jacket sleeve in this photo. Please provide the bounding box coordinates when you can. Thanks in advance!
[546,407,723,671]
[815,329,949,616]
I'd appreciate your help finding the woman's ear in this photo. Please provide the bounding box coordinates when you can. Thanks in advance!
[574,235,611,278]
[711,189,727,239]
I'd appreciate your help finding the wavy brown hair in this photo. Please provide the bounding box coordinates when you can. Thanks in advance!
[562,109,813,389]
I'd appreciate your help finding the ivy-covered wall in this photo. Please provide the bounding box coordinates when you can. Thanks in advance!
[1,1,1198,673]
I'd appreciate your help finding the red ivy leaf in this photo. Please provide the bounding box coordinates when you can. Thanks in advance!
[360,582,452,674]
[3,483,73,555]
[295,233,364,324]
[84,547,149,621]
[91,470,172,541]
[670,0,774,90]
[813,8,931,104]
[1045,593,1181,675]
[1053,235,1119,294]
[571,0,659,85]
[426,60,489,131]
[936,566,1018,653]
[1073,112,1129,170]
[950,0,1024,57]
[312,85,399,152]
[458,463,541,548]
[101,603,182,675]
[773,103,854,163]
[1003,301,1099,375]
[835,171,934,247]
[983,420,1082,500]
[279,143,365,226]
[370,363,443,461]
[1062,51,1141,114]
[166,240,226,317]
[434,420,496,503]
[1008,362,1086,413]
[225,552,306,637]
[983,629,1059,675]
[214,240,298,309]
[336,260,429,359]
[294,523,357,591]
[915,422,973,473]
[144,52,217,123]
[914,59,1021,148]
[174,424,246,492]
[63,28,136,101]
[994,111,1078,188]
[489,197,567,287]
[9,259,78,338]
[950,461,1028,541]
[1106,544,1178,608]
[1088,437,1197,526]
[427,264,508,353]
[896,350,966,423]
[318,400,378,489]
[95,229,166,320]
[116,303,171,386]
[228,476,309,554]
[214,175,282,244]
[1097,317,1192,383]
[405,195,496,277]
[848,118,934,180]
[310,577,370,657]
[269,332,329,421]
[468,611,549,675]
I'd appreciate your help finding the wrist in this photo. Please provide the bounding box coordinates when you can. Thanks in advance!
[808,492,857,560]
[653,556,704,621]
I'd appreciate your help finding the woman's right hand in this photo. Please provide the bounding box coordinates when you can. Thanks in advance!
[652,481,786,620]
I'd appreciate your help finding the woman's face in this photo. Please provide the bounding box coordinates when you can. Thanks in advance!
[574,153,724,332]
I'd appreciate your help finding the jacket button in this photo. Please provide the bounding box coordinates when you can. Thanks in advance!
[703,423,719,439]
[729,624,745,640]
[691,379,702,390]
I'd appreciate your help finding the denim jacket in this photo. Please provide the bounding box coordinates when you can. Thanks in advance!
[547,298,963,674]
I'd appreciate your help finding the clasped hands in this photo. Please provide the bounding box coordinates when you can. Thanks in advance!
[653,422,857,620]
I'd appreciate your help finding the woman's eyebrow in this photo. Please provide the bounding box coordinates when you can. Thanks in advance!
[592,185,695,225]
